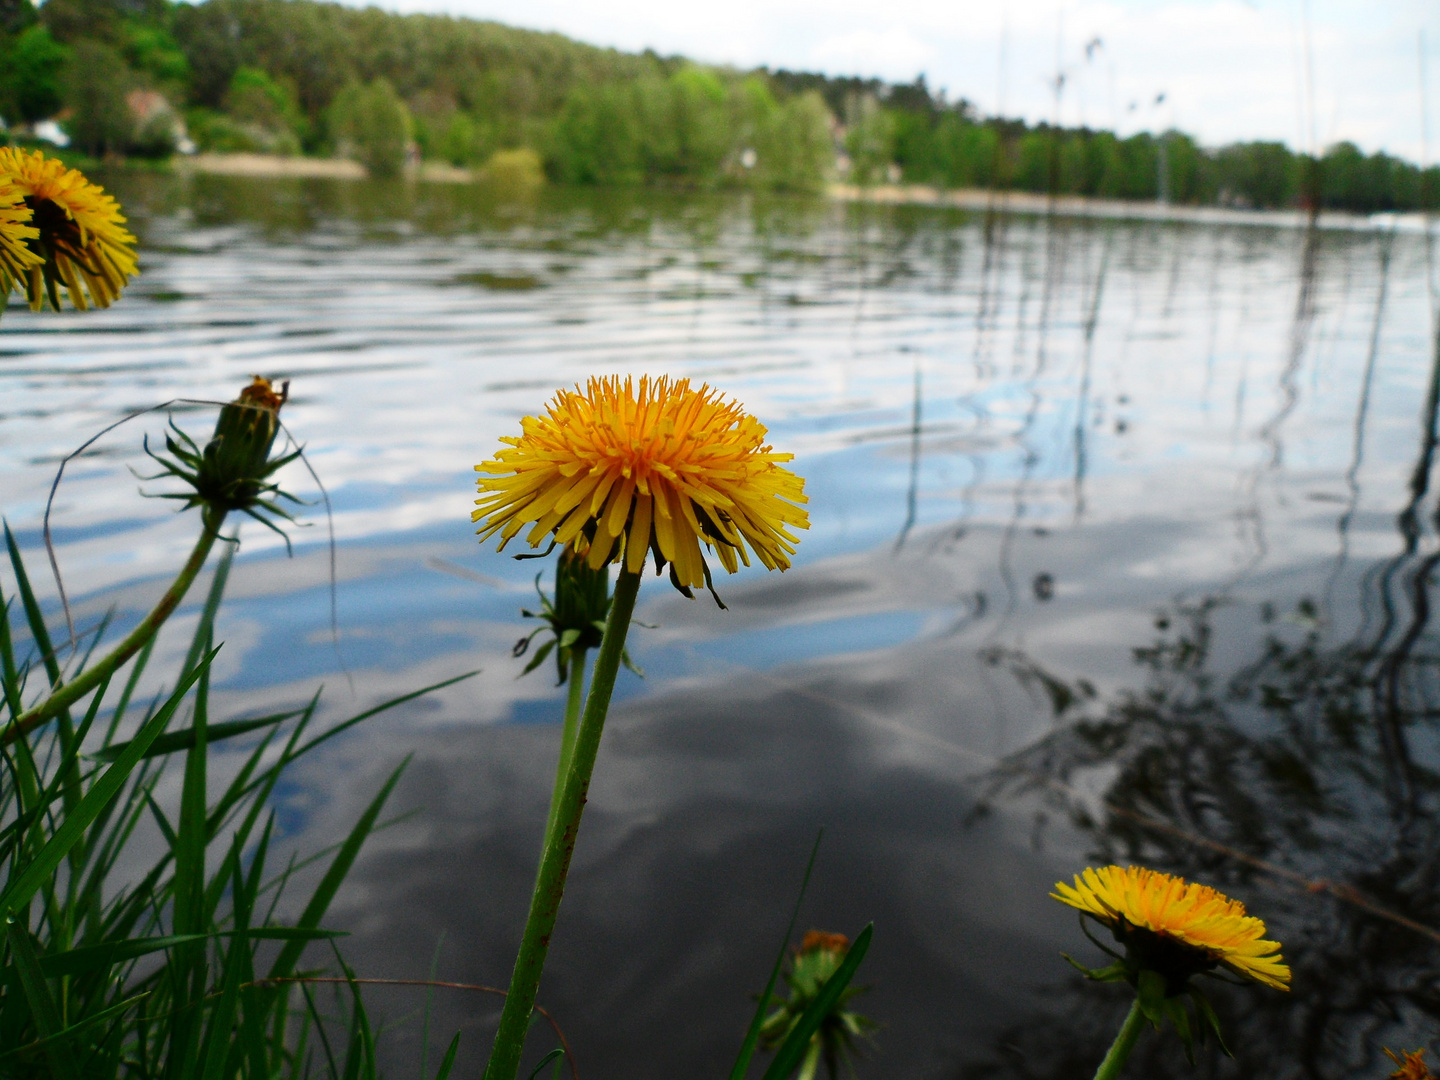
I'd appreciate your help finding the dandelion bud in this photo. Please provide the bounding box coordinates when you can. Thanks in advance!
[202,376,288,509]
[145,377,302,536]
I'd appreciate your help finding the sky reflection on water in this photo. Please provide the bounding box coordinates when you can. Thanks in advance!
[2,173,1439,1077]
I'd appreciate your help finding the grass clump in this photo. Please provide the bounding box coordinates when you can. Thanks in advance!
[0,524,471,1079]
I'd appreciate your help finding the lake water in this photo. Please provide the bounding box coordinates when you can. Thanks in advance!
[3,172,1438,1078]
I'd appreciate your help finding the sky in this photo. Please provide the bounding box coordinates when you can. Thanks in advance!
[348,0,1438,161]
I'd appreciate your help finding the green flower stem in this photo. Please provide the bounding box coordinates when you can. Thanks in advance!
[1,507,227,746]
[484,569,641,1080]
[1092,999,1147,1080]
[543,646,588,842]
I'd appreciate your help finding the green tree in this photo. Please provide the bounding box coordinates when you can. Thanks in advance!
[931,117,999,189]
[61,37,135,155]
[0,0,39,34]
[123,20,190,89]
[549,82,643,185]
[759,90,832,192]
[1214,141,1297,208]
[667,65,730,182]
[328,77,412,177]
[844,95,894,185]
[1,24,68,124]
[224,64,305,152]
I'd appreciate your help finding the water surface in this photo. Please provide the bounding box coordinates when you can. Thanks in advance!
[2,173,1437,1078]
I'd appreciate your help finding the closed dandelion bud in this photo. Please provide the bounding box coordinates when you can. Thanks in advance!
[144,376,304,541]
[202,376,287,509]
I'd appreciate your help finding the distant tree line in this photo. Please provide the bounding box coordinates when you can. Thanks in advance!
[837,76,1439,213]
[0,0,1435,210]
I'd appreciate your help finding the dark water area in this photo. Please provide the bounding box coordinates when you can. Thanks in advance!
[3,171,1439,1078]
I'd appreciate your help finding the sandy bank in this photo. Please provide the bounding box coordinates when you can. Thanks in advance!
[181,153,476,183]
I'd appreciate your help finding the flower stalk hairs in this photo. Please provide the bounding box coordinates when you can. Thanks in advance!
[1053,865,1289,1079]
[2,378,296,745]
[473,375,808,1080]
[0,148,138,314]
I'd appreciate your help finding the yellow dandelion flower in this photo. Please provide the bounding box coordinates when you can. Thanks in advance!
[1386,1049,1436,1080]
[473,375,808,596]
[0,147,138,311]
[1053,865,1290,991]
[0,178,41,295]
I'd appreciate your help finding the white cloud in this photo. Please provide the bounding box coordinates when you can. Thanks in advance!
[353,0,1437,158]
[808,26,939,81]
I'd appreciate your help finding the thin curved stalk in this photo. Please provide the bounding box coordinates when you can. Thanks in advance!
[1092,999,1146,1080]
[2,508,227,745]
[484,570,641,1080]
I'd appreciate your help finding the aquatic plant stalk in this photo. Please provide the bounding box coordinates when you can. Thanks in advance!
[2,506,226,744]
[484,570,640,1080]
[1092,1000,1145,1080]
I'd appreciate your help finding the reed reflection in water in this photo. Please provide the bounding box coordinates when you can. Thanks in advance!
[0,173,1437,1077]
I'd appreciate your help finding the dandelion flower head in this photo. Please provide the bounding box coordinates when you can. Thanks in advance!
[0,147,137,311]
[0,177,40,294]
[474,375,808,596]
[1053,865,1290,991]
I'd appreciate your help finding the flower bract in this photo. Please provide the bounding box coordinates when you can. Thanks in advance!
[473,375,808,600]
[1053,865,1290,991]
[0,147,138,311]
[513,545,640,684]
[0,178,41,296]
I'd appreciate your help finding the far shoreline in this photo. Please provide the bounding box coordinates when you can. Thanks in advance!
[169,152,1425,233]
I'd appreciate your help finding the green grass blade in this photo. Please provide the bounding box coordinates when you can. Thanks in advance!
[0,649,217,922]
[37,934,211,978]
[289,672,479,762]
[301,983,342,1080]
[5,522,78,808]
[5,520,63,689]
[30,929,343,980]
[432,1033,461,1080]
[173,634,211,936]
[198,861,248,1080]
[526,1048,564,1079]
[1,595,25,721]
[266,757,409,982]
[728,829,824,1080]
[758,923,873,1080]
[0,991,149,1066]
[103,631,157,745]
[8,921,83,1080]
[181,540,233,681]
[93,710,302,762]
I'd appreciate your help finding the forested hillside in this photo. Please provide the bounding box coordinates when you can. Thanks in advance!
[1,0,1436,210]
